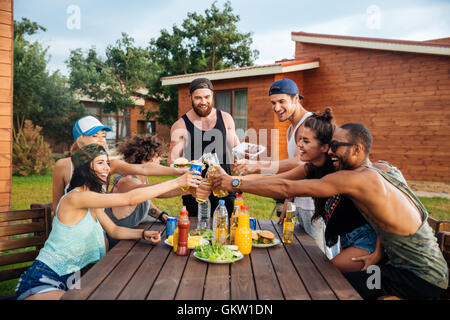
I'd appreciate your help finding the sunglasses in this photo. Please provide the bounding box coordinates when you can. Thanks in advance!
[329,140,356,153]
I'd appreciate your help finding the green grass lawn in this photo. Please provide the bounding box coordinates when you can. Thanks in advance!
[1,172,449,297]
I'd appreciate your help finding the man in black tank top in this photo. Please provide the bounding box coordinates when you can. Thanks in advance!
[169,78,241,216]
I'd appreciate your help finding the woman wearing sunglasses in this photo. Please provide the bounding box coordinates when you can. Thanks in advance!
[212,109,382,273]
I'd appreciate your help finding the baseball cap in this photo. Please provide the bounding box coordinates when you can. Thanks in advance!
[189,78,214,94]
[72,116,112,141]
[269,78,304,100]
[71,144,108,169]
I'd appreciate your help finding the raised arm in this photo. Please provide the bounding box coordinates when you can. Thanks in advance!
[70,172,201,210]
[213,169,361,200]
[110,158,185,177]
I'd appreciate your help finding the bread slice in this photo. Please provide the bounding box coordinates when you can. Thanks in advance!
[258,230,275,242]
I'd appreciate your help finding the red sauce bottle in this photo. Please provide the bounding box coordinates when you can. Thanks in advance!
[176,207,190,256]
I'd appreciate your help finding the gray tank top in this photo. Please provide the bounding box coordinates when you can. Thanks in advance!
[360,161,448,289]
[104,174,151,228]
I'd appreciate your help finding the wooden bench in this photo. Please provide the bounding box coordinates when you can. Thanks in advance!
[0,205,52,300]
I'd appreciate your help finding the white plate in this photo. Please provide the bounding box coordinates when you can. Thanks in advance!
[164,238,209,249]
[252,238,281,248]
[193,251,244,264]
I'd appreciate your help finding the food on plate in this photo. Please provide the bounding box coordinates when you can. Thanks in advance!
[168,235,204,247]
[189,228,213,240]
[173,157,190,169]
[194,242,242,263]
[252,230,275,245]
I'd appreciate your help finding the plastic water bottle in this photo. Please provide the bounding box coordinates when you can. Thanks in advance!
[197,198,211,230]
[213,200,229,245]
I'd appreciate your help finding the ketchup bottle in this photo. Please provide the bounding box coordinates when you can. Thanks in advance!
[176,206,190,256]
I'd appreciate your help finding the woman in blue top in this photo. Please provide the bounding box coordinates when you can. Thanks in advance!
[16,144,201,300]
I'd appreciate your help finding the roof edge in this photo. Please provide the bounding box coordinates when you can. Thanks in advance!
[292,31,450,56]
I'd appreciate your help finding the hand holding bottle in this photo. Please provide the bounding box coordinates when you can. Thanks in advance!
[177,170,202,190]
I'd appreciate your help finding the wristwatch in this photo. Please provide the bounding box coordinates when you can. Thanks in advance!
[231,178,242,191]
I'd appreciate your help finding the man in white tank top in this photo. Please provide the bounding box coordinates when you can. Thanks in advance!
[269,79,332,257]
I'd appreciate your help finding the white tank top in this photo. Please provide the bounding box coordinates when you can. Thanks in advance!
[286,112,315,210]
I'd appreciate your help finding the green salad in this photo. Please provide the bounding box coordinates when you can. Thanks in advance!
[189,228,213,240]
[194,242,241,262]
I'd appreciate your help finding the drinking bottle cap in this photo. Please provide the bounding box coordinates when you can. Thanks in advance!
[219,200,225,205]
[240,205,248,210]
[180,206,188,215]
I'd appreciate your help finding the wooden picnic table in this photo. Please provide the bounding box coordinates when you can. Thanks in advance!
[61,218,362,300]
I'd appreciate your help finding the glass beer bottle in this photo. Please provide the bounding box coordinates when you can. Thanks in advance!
[283,202,295,244]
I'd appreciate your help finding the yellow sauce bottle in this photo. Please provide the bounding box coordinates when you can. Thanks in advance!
[235,206,252,255]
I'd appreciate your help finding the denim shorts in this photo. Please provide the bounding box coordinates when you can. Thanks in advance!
[340,223,377,253]
[15,260,74,300]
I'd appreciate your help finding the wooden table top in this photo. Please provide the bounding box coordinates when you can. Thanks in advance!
[61,218,361,300]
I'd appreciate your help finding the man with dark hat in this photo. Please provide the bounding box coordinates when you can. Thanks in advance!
[169,77,241,216]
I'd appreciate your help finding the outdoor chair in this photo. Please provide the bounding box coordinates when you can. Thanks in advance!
[0,204,52,300]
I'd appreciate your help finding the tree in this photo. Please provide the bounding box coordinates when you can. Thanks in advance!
[67,33,151,140]
[145,1,259,127]
[13,18,87,146]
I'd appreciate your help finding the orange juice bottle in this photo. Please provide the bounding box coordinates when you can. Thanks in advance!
[234,206,252,255]
[230,194,244,245]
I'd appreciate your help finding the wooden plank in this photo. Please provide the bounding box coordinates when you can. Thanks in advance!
[230,254,257,300]
[0,235,45,251]
[290,222,362,300]
[146,247,190,300]
[258,220,311,300]
[0,266,30,282]
[0,249,39,267]
[0,209,44,223]
[118,224,171,300]
[89,222,165,300]
[175,251,208,300]
[0,0,12,12]
[203,263,230,300]
[0,221,45,237]
[250,223,285,300]
[272,222,337,300]
[60,238,138,300]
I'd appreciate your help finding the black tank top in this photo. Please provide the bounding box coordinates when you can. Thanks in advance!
[182,109,231,175]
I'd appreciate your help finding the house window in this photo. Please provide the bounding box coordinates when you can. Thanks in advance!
[215,89,247,141]
[138,120,156,135]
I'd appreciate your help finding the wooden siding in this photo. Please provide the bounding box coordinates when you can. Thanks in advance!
[295,41,450,182]
[0,0,12,210]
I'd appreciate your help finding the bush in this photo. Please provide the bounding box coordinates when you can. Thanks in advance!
[13,120,54,176]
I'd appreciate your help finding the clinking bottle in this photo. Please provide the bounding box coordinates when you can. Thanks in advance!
[230,194,244,245]
[235,206,252,255]
[175,206,190,256]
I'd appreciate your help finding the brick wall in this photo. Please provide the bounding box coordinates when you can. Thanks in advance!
[0,0,12,210]
[296,42,450,182]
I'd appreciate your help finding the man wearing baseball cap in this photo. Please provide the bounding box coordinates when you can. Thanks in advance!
[169,77,241,216]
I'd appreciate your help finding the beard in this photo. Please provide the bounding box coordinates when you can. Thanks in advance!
[191,99,213,117]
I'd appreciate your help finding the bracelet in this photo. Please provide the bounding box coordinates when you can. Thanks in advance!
[158,211,168,224]
[141,229,146,240]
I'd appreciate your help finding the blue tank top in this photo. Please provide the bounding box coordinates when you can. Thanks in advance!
[37,189,106,276]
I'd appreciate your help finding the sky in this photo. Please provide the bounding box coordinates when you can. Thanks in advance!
[14,0,450,76]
